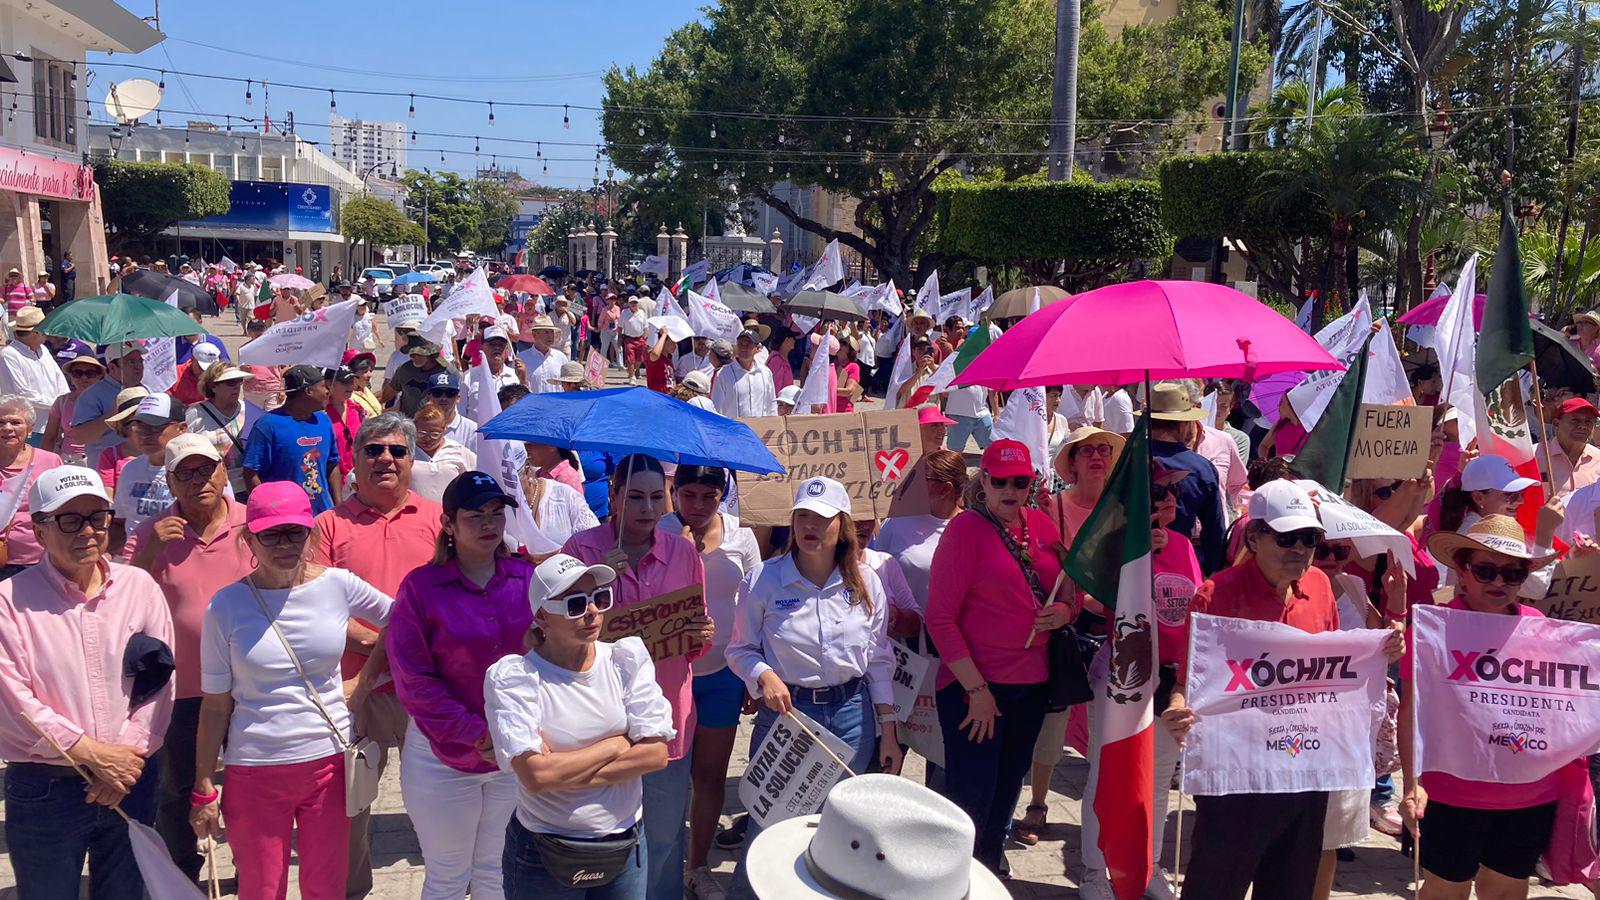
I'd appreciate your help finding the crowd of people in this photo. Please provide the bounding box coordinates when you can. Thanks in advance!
[2,260,1599,900]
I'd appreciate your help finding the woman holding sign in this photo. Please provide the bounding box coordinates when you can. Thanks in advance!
[1400,516,1564,899]
[388,472,534,900]
[562,454,711,900]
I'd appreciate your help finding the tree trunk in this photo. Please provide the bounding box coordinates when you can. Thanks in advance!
[1345,220,1360,305]
[1048,0,1081,180]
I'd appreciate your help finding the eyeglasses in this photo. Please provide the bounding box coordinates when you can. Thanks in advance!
[362,443,410,459]
[1314,542,1353,562]
[1270,528,1323,549]
[1076,444,1114,458]
[547,586,615,619]
[427,388,460,398]
[1466,562,1531,585]
[987,474,1032,490]
[254,525,311,547]
[416,429,446,441]
[171,459,220,483]
[1373,482,1403,501]
[33,509,112,534]
[67,368,100,379]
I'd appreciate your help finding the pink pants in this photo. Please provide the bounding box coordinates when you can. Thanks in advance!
[221,754,350,900]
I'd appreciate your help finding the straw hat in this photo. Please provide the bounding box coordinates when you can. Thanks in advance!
[1052,425,1126,484]
[1139,381,1207,421]
[1426,514,1559,568]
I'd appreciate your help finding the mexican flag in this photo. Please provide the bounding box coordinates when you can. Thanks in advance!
[917,323,995,405]
[1064,410,1155,900]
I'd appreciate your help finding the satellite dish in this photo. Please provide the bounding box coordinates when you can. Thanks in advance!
[103,78,161,123]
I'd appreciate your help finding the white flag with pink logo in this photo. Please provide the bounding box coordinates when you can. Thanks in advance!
[1182,614,1391,795]
[1411,604,1600,785]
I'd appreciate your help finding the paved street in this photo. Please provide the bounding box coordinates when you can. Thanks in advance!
[0,309,1590,898]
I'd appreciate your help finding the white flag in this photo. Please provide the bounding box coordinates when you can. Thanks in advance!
[970,285,995,320]
[795,334,835,413]
[701,277,721,303]
[1028,286,1042,316]
[142,287,182,393]
[464,358,502,427]
[990,385,1050,475]
[217,255,239,274]
[238,299,361,368]
[680,259,710,287]
[752,270,780,295]
[421,268,497,344]
[938,288,972,324]
[1432,255,1481,447]
[800,239,846,291]
[0,456,35,525]
[1363,318,1414,407]
[1286,294,1373,429]
[1295,298,1314,333]
[845,280,901,317]
[638,255,668,277]
[913,270,941,318]
[884,333,916,411]
[647,287,695,342]
[685,290,742,342]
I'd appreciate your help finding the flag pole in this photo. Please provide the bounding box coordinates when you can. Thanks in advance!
[20,714,133,824]
[1525,359,1560,494]
[782,708,859,777]
[1172,757,1185,892]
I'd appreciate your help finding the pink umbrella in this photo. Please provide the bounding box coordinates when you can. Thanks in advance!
[1247,370,1307,426]
[268,272,315,291]
[954,280,1343,388]
[1396,292,1485,328]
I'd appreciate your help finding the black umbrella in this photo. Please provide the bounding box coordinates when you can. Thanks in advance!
[1531,318,1598,394]
[786,289,867,323]
[716,281,776,314]
[119,269,218,316]
[538,265,568,280]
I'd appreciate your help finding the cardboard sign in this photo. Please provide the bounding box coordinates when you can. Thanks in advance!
[736,410,926,527]
[1537,553,1600,625]
[1347,404,1430,480]
[889,639,936,722]
[585,348,607,389]
[737,709,853,829]
[600,586,706,661]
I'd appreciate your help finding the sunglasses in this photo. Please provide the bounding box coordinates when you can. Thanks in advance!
[254,525,311,547]
[362,443,410,459]
[427,388,460,398]
[1466,562,1531,585]
[1373,482,1403,501]
[67,367,101,379]
[1314,542,1353,562]
[34,509,112,534]
[1269,528,1323,549]
[171,459,221,483]
[546,586,616,619]
[987,474,1032,490]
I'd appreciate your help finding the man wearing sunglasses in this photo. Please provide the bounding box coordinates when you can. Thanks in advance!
[1162,479,1402,899]
[422,369,480,453]
[242,365,342,515]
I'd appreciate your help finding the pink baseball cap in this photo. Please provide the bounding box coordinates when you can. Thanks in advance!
[917,405,955,426]
[245,482,315,533]
[981,439,1035,479]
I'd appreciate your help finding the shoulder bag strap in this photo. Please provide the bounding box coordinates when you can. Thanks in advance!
[245,578,353,751]
[974,505,1049,607]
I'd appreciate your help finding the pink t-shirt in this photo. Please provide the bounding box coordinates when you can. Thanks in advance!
[1038,490,1098,547]
[1,448,61,566]
[542,459,584,494]
[1152,531,1202,666]
[834,361,860,413]
[52,394,85,460]
[1401,597,1561,810]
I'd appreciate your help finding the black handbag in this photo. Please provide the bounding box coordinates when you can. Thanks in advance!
[977,507,1093,712]
[531,826,641,889]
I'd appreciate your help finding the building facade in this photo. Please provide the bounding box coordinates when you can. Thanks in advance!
[0,0,162,295]
[329,113,407,177]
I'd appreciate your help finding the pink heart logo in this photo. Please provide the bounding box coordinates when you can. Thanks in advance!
[874,448,910,482]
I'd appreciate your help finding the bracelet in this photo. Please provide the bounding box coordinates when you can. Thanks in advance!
[876,713,898,725]
[965,682,990,696]
[189,788,220,807]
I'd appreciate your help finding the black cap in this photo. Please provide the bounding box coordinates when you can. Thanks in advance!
[442,470,520,516]
[283,365,330,393]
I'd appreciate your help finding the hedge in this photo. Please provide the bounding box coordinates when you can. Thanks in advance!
[933,178,1170,261]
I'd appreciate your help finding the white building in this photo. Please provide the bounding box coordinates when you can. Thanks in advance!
[0,0,163,294]
[329,113,406,177]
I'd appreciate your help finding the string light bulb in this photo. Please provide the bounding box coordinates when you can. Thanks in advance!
[709,119,717,139]
[329,89,336,112]
[712,160,719,170]
[563,105,570,128]
[408,94,415,118]
[845,131,853,144]
[488,102,495,126]
[638,123,645,137]
[474,136,480,153]
[244,80,252,106]
[158,70,165,91]
[536,142,542,158]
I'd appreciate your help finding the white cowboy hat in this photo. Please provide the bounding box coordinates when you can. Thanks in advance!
[747,774,1009,900]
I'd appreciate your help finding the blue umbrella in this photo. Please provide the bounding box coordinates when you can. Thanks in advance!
[480,386,783,474]
[392,271,439,285]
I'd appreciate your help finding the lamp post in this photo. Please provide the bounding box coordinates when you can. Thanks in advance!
[108,125,125,159]
[1422,110,1452,293]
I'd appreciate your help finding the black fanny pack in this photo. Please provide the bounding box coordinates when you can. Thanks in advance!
[532,825,641,889]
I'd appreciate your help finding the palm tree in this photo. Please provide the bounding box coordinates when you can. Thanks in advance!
[1048,0,1081,179]
[1247,79,1361,147]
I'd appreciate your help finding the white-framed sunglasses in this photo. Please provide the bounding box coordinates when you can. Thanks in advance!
[541,586,616,619]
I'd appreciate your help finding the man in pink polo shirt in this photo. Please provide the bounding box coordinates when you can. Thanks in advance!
[311,410,442,900]
[124,433,253,882]
[0,466,175,900]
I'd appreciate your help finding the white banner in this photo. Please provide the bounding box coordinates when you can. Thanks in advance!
[420,268,497,342]
[638,255,668,277]
[385,294,428,326]
[1294,481,1416,576]
[238,299,360,369]
[1183,614,1391,795]
[844,280,902,317]
[685,290,741,342]
[990,386,1049,476]
[648,287,695,342]
[464,359,501,427]
[795,333,833,413]
[969,285,995,320]
[800,239,846,291]
[901,685,944,767]
[913,270,940,319]
[1287,294,1372,429]
[0,456,35,525]
[889,639,936,722]
[752,270,779,295]
[738,709,852,829]
[938,288,972,324]
[1412,604,1600,786]
[141,288,181,394]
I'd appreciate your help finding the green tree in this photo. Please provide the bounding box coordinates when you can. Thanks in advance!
[95,159,231,254]
[398,170,479,256]
[341,195,424,269]
[469,179,520,254]
[526,202,592,257]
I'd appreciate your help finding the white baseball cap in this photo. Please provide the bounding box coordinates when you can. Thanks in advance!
[777,384,802,407]
[483,325,511,343]
[1460,455,1539,494]
[190,342,222,367]
[529,553,618,614]
[163,433,223,472]
[30,466,110,514]
[1247,479,1322,533]
[792,476,852,518]
[682,370,712,394]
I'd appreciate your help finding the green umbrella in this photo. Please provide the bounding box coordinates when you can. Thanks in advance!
[38,293,211,345]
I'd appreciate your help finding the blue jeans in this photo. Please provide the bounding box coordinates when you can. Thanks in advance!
[5,761,160,900]
[503,817,648,900]
[947,413,994,452]
[640,754,691,900]
[728,683,877,898]
[936,681,1049,874]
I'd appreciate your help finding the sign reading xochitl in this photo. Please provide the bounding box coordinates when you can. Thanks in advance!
[737,409,926,526]
[601,586,706,662]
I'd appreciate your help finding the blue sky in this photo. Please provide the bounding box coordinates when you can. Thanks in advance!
[88,0,705,187]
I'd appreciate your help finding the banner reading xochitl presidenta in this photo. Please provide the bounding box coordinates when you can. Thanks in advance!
[1412,604,1600,785]
[1182,614,1391,795]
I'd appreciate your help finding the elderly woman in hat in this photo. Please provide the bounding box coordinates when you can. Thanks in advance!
[1400,515,1571,899]
[44,346,104,464]
[187,362,254,496]
[1571,310,1600,372]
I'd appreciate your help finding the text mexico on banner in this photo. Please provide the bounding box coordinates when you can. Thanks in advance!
[1182,614,1390,795]
[737,709,853,829]
[1412,604,1600,785]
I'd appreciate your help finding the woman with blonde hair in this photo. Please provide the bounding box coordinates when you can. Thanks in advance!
[410,404,477,503]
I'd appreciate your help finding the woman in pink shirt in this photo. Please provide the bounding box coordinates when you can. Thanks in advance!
[1401,516,1565,896]
[388,471,534,900]
[925,439,1072,876]
[560,454,711,900]
[2,268,29,314]
[0,395,62,579]
[524,442,584,494]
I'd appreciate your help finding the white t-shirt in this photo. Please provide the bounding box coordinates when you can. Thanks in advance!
[1066,386,1105,430]
[660,512,763,675]
[485,637,676,837]
[1102,389,1135,435]
[200,568,393,765]
[944,384,987,419]
[112,456,174,537]
[862,548,918,616]
[444,411,481,453]
[872,514,951,611]
[517,347,570,394]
